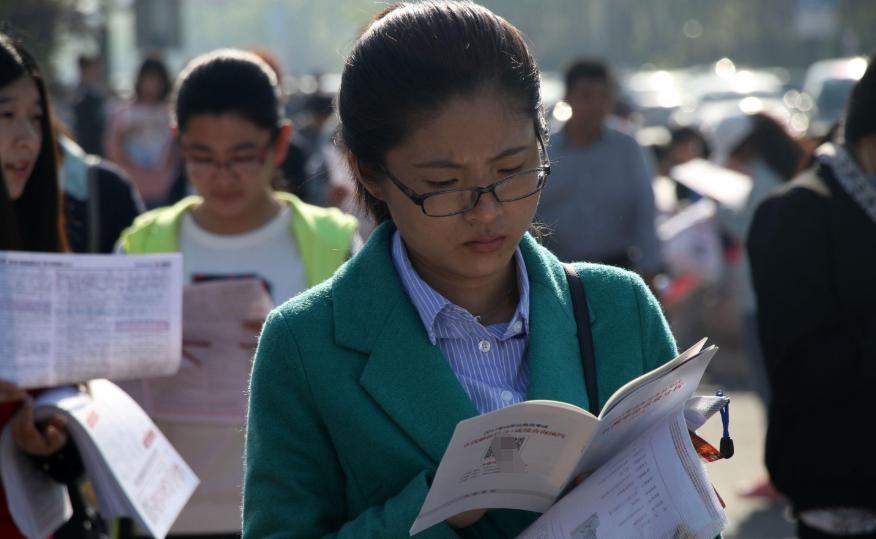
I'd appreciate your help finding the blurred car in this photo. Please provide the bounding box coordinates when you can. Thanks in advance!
[668,61,808,137]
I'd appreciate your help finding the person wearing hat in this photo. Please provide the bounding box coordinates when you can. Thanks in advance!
[747,53,876,538]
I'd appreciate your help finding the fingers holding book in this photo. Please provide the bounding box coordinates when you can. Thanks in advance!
[10,399,68,456]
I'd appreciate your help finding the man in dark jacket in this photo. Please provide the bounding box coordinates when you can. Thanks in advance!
[747,53,876,539]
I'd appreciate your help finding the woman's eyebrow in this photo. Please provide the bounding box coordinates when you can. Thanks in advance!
[412,144,530,169]
[0,95,40,107]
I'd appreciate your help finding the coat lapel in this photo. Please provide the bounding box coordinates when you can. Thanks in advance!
[333,223,478,464]
[332,225,596,465]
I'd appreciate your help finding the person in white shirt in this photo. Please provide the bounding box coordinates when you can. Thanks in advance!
[115,49,358,539]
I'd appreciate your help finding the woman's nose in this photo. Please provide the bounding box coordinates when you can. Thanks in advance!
[465,188,503,222]
[14,118,40,150]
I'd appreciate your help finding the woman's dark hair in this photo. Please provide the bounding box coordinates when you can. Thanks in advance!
[844,52,876,147]
[134,55,173,103]
[0,33,68,252]
[338,0,545,223]
[173,49,284,139]
[732,113,804,182]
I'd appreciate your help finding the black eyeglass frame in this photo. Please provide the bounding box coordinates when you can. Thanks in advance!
[380,134,551,217]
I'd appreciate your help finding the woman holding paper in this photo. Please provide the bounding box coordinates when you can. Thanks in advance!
[244,2,677,537]
[0,33,97,538]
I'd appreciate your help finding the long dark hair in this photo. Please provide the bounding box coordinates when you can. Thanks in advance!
[338,0,545,223]
[734,113,805,182]
[134,55,172,104]
[0,33,67,252]
[844,52,876,148]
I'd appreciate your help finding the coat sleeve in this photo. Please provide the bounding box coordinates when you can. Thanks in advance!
[243,309,461,539]
[628,271,678,371]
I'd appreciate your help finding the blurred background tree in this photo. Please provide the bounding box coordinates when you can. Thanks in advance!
[0,0,88,80]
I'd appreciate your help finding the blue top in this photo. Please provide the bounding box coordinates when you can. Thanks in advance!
[391,231,530,413]
[537,126,661,271]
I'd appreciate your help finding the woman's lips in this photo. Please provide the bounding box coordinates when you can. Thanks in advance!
[4,161,32,179]
[212,192,243,202]
[464,236,506,254]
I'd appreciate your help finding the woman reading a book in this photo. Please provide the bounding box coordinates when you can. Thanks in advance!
[0,33,100,538]
[244,2,677,537]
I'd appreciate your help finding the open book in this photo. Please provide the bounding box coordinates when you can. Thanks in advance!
[410,340,726,539]
[0,251,183,388]
[121,278,274,424]
[0,380,199,539]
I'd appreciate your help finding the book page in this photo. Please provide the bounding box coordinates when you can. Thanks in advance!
[600,339,708,418]
[0,419,73,539]
[518,413,727,539]
[126,279,273,423]
[0,251,183,388]
[410,401,598,536]
[34,380,199,539]
[572,346,717,478]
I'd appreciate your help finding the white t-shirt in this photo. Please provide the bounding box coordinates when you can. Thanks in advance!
[152,206,308,534]
[178,205,306,304]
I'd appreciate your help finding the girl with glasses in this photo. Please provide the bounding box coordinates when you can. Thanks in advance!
[116,49,358,538]
[244,2,677,537]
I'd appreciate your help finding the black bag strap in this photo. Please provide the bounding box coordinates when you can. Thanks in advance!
[562,263,600,416]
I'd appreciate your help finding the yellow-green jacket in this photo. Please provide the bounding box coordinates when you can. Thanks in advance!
[118,192,358,287]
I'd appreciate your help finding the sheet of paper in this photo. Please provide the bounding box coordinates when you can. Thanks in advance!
[410,401,598,536]
[0,418,73,539]
[35,380,199,539]
[518,413,727,539]
[0,251,183,388]
[658,199,724,285]
[129,279,273,423]
[670,158,753,211]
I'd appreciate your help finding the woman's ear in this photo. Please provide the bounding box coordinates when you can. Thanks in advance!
[272,121,292,165]
[349,157,385,200]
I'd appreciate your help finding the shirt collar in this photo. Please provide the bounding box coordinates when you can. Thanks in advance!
[391,230,530,345]
[555,124,606,149]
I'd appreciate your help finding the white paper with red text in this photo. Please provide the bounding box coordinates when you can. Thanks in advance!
[0,251,182,388]
[4,381,199,539]
[123,279,273,423]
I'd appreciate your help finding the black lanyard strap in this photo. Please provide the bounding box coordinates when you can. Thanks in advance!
[562,263,600,416]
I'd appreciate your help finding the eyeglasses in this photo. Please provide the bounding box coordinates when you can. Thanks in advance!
[183,145,271,181]
[382,140,551,217]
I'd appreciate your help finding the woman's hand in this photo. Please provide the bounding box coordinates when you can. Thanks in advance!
[446,508,487,529]
[0,379,28,402]
[11,399,68,456]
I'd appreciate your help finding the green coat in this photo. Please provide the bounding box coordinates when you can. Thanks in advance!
[244,222,677,538]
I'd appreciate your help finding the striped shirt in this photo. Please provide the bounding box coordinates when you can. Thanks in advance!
[391,231,530,414]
